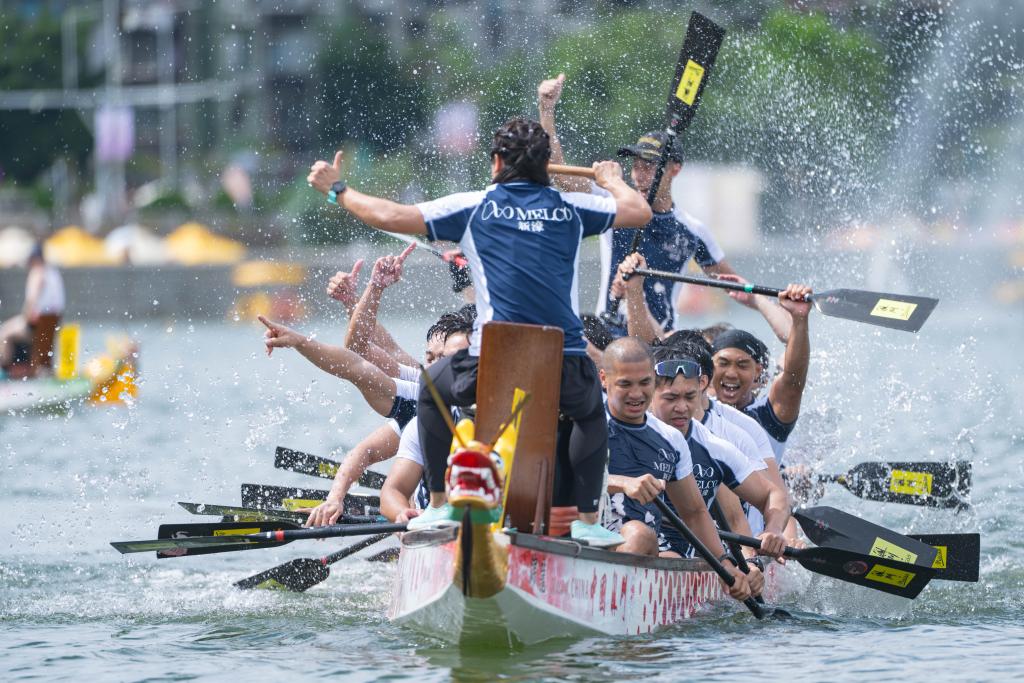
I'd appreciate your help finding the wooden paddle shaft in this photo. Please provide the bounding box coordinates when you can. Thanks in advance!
[547,163,596,179]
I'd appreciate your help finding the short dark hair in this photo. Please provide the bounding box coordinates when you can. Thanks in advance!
[581,314,613,351]
[656,330,714,381]
[456,303,477,325]
[426,312,473,343]
[701,321,734,345]
[490,117,551,186]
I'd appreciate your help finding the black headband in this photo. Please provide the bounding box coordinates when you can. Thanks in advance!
[711,329,769,367]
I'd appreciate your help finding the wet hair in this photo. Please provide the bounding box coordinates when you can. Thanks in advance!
[581,314,613,351]
[426,312,473,343]
[701,321,734,345]
[603,335,653,368]
[656,330,714,380]
[490,117,551,186]
[456,303,477,325]
[652,339,712,388]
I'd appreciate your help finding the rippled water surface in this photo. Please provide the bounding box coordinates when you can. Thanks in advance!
[2,251,1023,681]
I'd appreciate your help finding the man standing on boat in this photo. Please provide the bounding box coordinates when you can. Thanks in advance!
[0,243,65,377]
[535,74,792,342]
[307,117,652,545]
[600,336,752,601]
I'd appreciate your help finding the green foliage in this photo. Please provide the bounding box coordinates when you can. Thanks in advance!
[0,12,93,183]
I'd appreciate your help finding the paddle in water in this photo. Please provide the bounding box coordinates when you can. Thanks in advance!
[630,267,938,333]
[816,460,971,509]
[111,522,406,556]
[653,497,767,619]
[274,446,387,489]
[177,501,383,525]
[240,483,380,514]
[235,532,393,591]
[709,498,790,617]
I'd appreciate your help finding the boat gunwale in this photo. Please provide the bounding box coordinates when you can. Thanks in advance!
[507,529,725,573]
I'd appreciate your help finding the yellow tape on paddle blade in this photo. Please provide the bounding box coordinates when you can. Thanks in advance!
[870,299,918,321]
[213,528,260,536]
[55,323,80,380]
[869,537,918,564]
[256,579,289,590]
[281,499,323,511]
[889,469,934,496]
[317,462,339,478]
[674,59,705,106]
[931,545,947,569]
[866,564,916,588]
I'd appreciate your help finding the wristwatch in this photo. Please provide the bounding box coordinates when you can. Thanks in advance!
[327,180,348,205]
[746,556,767,572]
[717,551,738,567]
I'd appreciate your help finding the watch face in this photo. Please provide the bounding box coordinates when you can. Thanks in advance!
[331,181,347,194]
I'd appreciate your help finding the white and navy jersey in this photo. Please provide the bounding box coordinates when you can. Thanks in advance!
[385,378,420,430]
[605,411,692,548]
[596,195,723,331]
[703,401,772,469]
[663,419,762,557]
[707,398,776,466]
[394,417,431,510]
[743,393,796,464]
[418,182,616,356]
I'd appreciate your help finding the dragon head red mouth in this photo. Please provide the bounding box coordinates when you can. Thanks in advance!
[446,442,503,510]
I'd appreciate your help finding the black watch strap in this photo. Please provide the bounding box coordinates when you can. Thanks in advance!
[717,551,737,567]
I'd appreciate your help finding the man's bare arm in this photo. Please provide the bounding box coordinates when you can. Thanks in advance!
[537,73,590,193]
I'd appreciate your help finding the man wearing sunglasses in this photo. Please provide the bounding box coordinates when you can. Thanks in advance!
[599,336,754,603]
[648,346,790,563]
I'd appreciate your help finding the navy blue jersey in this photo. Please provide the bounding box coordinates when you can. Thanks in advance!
[598,203,723,331]
[418,182,616,355]
[604,411,691,546]
[743,393,796,464]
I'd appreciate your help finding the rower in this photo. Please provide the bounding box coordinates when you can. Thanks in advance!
[0,242,65,378]
[535,73,791,342]
[306,116,653,545]
[647,344,789,567]
[600,336,752,601]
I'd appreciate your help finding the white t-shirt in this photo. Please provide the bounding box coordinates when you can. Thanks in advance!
[395,416,424,466]
[398,363,420,383]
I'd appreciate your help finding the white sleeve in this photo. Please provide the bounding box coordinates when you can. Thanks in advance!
[398,364,420,383]
[387,418,402,437]
[719,401,775,464]
[705,430,760,485]
[395,417,423,466]
[720,422,768,473]
[393,378,420,401]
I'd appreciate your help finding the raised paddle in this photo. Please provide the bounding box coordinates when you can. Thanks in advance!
[630,267,938,333]
[240,483,380,514]
[817,461,971,509]
[111,522,406,556]
[717,530,936,598]
[652,497,767,619]
[274,446,387,489]
[177,501,383,525]
[793,506,939,569]
[234,532,393,591]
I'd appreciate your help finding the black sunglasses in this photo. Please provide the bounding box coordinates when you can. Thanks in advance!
[654,358,701,379]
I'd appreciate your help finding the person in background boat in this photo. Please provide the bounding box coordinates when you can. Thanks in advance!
[0,243,65,376]
[307,116,652,546]
[536,73,792,343]
[647,344,789,569]
[300,313,473,528]
[600,336,752,602]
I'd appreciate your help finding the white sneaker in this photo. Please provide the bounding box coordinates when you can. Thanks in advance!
[570,520,625,548]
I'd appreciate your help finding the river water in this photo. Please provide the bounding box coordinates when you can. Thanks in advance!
[2,244,1023,681]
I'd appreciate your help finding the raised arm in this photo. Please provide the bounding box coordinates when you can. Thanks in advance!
[344,247,416,377]
[302,423,400,527]
[767,283,812,424]
[327,261,418,366]
[618,253,664,343]
[704,265,793,343]
[308,151,427,235]
[537,73,590,193]
[259,315,396,416]
[593,161,652,228]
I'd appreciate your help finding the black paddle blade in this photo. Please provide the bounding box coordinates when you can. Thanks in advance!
[234,558,329,592]
[828,461,971,508]
[666,12,726,126]
[275,446,386,489]
[908,533,980,583]
[795,546,935,599]
[154,521,298,558]
[812,288,938,333]
[178,501,309,524]
[240,483,380,515]
[794,506,939,569]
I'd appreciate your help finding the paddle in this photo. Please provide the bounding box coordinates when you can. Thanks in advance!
[796,507,980,582]
[384,231,467,268]
[818,461,971,509]
[793,506,939,568]
[631,267,938,333]
[177,501,383,525]
[717,530,936,599]
[708,499,770,608]
[234,532,393,591]
[240,483,380,514]
[603,12,725,320]
[111,522,406,556]
[652,497,766,619]
[274,446,387,489]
